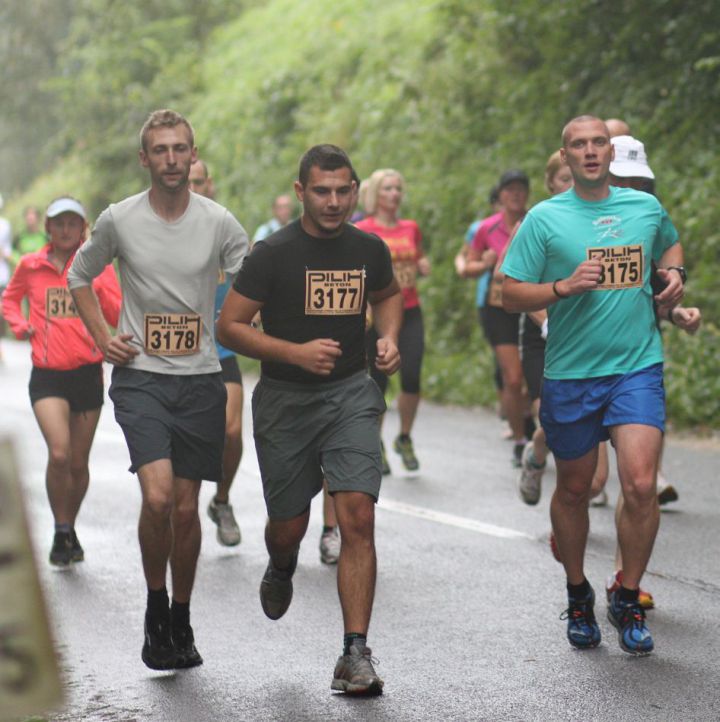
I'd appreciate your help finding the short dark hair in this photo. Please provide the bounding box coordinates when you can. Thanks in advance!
[488,184,500,206]
[561,115,608,146]
[298,144,353,187]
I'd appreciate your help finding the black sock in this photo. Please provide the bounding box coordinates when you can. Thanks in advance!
[343,633,367,655]
[567,578,591,599]
[322,525,335,534]
[398,433,410,442]
[55,523,71,534]
[618,585,639,604]
[524,415,537,439]
[171,600,190,629]
[146,587,169,621]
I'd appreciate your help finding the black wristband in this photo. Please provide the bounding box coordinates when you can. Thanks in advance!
[667,308,676,325]
[552,279,568,299]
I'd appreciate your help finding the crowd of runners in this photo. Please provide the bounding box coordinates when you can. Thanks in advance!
[0,109,697,694]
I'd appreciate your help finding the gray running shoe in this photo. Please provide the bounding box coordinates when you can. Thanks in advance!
[331,645,384,696]
[394,435,419,471]
[207,498,241,546]
[590,489,608,507]
[380,442,391,476]
[319,528,340,565]
[518,444,544,505]
[259,550,298,620]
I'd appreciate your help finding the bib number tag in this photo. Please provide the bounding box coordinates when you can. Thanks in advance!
[587,244,644,290]
[45,288,77,319]
[393,261,417,290]
[305,270,364,316]
[144,314,201,356]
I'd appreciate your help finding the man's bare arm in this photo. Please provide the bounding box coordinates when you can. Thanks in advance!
[216,289,341,376]
[368,279,402,375]
[655,243,685,307]
[71,285,138,365]
[502,260,603,313]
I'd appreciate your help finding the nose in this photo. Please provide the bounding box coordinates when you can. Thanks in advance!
[167,149,176,165]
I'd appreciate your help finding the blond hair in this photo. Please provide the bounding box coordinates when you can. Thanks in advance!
[544,150,568,194]
[362,168,405,216]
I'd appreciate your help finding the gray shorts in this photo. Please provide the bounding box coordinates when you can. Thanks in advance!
[252,372,386,520]
[109,367,226,481]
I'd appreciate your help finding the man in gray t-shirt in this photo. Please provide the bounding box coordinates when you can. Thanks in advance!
[69,109,249,671]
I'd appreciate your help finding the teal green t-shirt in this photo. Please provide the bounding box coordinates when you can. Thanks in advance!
[501,186,678,380]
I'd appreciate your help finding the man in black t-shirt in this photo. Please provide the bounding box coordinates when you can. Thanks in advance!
[218,144,402,696]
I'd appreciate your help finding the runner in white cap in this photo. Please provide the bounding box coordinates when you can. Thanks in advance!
[2,196,121,565]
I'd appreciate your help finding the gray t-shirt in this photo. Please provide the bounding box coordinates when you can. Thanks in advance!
[68,190,248,374]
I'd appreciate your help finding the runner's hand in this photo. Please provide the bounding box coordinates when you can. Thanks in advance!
[104,334,140,365]
[375,337,400,375]
[654,268,684,307]
[297,338,342,375]
[557,260,603,296]
[670,306,701,335]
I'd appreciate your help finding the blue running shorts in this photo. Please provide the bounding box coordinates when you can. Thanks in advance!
[540,363,665,461]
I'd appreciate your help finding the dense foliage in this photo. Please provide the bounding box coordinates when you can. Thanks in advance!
[2,0,718,427]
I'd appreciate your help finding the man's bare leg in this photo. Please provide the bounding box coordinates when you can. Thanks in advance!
[551,446,598,585]
[334,491,376,635]
[611,424,662,590]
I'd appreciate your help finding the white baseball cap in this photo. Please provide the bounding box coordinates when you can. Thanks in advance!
[46,197,87,220]
[610,135,655,179]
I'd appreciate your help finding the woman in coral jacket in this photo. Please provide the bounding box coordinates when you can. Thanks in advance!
[2,197,121,567]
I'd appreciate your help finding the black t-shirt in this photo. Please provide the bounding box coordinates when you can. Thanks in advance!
[233,219,394,383]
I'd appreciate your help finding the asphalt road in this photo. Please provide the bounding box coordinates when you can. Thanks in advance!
[1,338,719,722]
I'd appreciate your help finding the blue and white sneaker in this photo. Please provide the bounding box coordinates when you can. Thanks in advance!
[607,590,654,655]
[561,587,601,649]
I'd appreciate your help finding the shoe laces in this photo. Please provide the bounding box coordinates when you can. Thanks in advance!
[616,599,646,628]
[561,598,596,625]
[350,647,380,670]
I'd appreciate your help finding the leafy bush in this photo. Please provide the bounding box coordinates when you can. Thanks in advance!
[3,0,718,429]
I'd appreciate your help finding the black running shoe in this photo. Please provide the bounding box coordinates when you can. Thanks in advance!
[172,624,203,669]
[142,614,177,670]
[49,531,73,567]
[260,549,298,620]
[70,530,84,563]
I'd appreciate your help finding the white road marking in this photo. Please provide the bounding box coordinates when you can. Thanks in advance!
[377,498,532,540]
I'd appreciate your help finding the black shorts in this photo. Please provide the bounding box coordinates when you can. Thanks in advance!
[219,355,243,385]
[520,315,545,401]
[29,363,104,412]
[480,305,520,347]
[109,367,226,481]
[367,305,424,394]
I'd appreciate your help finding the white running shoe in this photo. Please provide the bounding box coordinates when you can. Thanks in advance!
[319,527,340,565]
[518,444,545,505]
[207,498,241,546]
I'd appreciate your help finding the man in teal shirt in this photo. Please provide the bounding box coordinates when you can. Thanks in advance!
[502,115,684,656]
